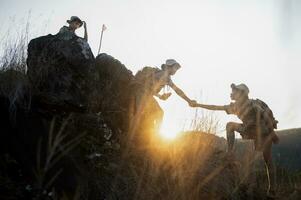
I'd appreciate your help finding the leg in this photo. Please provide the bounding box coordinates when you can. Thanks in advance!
[150,99,163,133]
[262,141,276,196]
[226,122,243,152]
[154,108,163,133]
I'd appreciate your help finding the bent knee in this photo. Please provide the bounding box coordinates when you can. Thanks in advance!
[226,122,239,132]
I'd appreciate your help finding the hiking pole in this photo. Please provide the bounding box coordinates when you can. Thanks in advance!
[97,24,107,55]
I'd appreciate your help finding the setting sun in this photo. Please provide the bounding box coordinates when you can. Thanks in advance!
[159,119,182,140]
[159,130,178,140]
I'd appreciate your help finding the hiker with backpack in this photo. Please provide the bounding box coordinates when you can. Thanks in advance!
[189,83,279,197]
[132,59,196,134]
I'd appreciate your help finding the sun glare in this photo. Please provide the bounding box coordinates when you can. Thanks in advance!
[159,120,181,140]
[160,131,178,140]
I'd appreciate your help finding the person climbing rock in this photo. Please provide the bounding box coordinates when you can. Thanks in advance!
[132,59,196,134]
[58,16,88,42]
[190,83,279,197]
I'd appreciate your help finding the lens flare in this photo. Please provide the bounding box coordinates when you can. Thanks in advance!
[159,119,181,140]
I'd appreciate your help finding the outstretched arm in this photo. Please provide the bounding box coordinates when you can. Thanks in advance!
[168,81,193,103]
[192,103,226,111]
[83,21,88,42]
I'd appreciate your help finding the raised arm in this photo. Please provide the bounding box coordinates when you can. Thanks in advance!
[83,21,88,42]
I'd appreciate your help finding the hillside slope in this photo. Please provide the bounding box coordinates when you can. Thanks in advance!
[273,128,301,171]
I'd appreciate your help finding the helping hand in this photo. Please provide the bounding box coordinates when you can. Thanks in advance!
[188,100,198,107]
[160,93,172,100]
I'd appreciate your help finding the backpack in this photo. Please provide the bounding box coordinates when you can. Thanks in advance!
[134,66,161,89]
[252,99,278,129]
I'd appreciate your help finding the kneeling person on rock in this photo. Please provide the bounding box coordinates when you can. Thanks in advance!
[190,83,279,197]
[58,16,88,42]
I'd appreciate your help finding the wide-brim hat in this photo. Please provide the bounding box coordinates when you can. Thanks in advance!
[165,59,181,69]
[67,16,83,27]
[231,83,249,95]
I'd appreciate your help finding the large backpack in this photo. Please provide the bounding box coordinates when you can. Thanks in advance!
[134,66,161,90]
[252,99,278,129]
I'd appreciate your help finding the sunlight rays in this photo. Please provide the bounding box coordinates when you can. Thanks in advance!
[159,118,182,140]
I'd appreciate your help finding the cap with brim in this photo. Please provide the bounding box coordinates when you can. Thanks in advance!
[231,83,249,94]
[165,59,181,69]
[67,16,83,27]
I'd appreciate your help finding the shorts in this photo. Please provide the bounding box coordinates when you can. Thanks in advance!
[230,123,272,151]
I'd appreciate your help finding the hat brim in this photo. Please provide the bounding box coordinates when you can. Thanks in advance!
[231,84,242,92]
[67,20,83,27]
[167,63,181,69]
[231,84,249,94]
[231,83,237,90]
[231,84,243,92]
[174,64,181,69]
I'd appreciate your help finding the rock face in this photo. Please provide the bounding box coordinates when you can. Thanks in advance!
[273,128,301,171]
[0,34,137,199]
[93,53,134,131]
[26,34,135,129]
[27,34,96,111]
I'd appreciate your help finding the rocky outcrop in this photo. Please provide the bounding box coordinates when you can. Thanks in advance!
[0,33,137,199]
[26,33,135,130]
[27,34,95,111]
[93,53,134,131]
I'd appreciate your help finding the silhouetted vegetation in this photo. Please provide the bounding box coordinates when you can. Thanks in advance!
[0,26,301,200]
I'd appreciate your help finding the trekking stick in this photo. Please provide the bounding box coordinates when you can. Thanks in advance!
[97,24,107,55]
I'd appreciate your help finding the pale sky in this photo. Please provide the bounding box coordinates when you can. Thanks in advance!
[0,0,300,137]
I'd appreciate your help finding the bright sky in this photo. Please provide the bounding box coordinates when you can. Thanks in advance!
[1,0,300,137]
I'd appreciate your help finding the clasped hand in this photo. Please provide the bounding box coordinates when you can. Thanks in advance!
[188,100,199,107]
[159,93,172,100]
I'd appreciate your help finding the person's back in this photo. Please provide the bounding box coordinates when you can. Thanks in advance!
[134,66,170,96]
[252,99,278,129]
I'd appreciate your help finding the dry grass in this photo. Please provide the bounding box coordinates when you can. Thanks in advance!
[0,20,29,73]
[0,22,31,123]
[33,115,86,199]
[0,22,301,200]
[192,111,220,134]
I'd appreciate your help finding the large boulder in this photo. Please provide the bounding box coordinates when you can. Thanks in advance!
[27,34,95,111]
[26,34,136,131]
[92,53,134,132]
[0,37,137,199]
